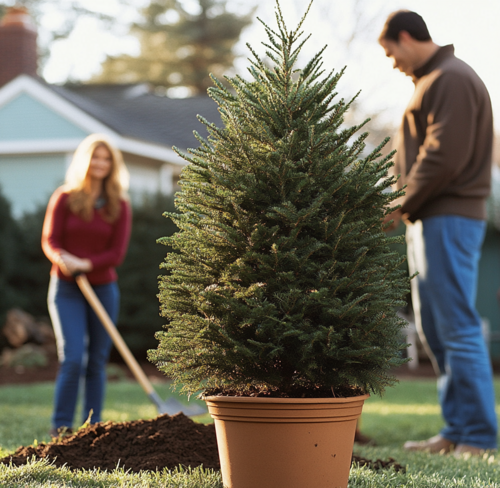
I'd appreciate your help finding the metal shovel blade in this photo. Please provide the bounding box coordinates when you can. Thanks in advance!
[149,391,207,416]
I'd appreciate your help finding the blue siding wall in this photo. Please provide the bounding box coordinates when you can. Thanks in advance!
[0,154,66,217]
[0,94,88,140]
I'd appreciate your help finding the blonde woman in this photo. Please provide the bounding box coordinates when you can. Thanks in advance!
[42,134,131,437]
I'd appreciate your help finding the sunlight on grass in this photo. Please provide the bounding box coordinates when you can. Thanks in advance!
[192,413,214,424]
[0,380,208,453]
[102,407,157,422]
[356,377,500,448]
[0,458,223,488]
[358,379,442,446]
[363,403,441,415]
[2,377,500,486]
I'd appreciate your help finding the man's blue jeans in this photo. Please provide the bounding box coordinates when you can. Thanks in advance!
[407,215,497,449]
[48,277,119,430]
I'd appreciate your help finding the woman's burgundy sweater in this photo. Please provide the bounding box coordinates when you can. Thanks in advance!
[42,188,132,285]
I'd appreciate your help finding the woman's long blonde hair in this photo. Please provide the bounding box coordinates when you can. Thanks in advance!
[64,134,130,222]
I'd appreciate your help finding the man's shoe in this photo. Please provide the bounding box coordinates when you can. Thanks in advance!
[453,444,491,458]
[403,435,455,453]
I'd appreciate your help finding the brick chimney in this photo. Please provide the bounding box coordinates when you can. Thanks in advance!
[0,6,38,87]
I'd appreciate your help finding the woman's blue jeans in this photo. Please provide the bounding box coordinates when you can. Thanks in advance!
[48,277,119,430]
[407,215,497,449]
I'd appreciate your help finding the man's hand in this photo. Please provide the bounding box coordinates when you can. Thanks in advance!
[383,208,403,232]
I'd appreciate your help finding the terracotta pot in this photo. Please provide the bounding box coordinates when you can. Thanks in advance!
[205,393,369,488]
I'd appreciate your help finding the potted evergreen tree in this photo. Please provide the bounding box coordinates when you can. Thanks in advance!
[150,3,410,487]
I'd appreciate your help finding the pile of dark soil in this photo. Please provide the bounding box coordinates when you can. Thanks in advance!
[1,412,404,474]
[353,455,406,473]
[1,413,219,472]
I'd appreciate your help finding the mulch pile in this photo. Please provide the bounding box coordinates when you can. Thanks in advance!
[0,411,405,474]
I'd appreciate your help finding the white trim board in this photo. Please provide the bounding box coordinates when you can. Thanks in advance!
[0,138,83,154]
[0,138,187,165]
[118,139,187,166]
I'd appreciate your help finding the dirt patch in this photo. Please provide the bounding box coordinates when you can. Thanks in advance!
[1,411,403,475]
[1,413,219,472]
[353,455,406,473]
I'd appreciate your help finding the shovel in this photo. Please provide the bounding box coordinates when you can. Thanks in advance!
[74,273,206,417]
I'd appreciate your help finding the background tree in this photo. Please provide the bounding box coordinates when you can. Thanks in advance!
[116,194,178,358]
[13,207,52,318]
[94,0,255,96]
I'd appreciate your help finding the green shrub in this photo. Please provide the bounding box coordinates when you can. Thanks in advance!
[117,193,178,357]
[15,206,52,318]
[0,188,32,320]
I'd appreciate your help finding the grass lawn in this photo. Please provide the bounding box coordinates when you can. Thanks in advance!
[2,375,500,487]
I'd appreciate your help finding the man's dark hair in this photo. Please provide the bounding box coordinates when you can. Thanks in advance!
[379,10,432,42]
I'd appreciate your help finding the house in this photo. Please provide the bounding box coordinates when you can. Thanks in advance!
[0,6,221,217]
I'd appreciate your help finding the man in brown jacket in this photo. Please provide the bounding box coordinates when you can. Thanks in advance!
[379,10,497,456]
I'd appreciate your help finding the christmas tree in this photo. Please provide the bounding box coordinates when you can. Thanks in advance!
[150,2,410,398]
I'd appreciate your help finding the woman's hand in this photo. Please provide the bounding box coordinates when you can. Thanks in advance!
[56,251,93,277]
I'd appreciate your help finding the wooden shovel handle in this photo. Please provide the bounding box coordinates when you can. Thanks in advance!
[75,274,155,396]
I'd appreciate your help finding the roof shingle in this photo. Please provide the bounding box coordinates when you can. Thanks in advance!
[49,83,223,150]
